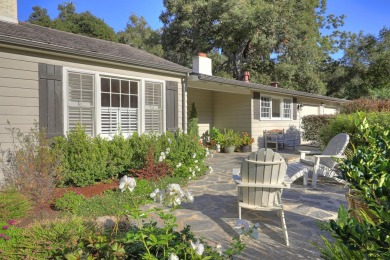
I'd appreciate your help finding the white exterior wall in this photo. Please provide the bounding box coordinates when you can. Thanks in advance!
[187,88,213,139]
[213,92,251,134]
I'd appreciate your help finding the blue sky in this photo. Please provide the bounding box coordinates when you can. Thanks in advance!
[17,0,389,35]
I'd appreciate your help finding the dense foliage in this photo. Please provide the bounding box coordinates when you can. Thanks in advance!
[53,126,207,187]
[301,115,336,145]
[0,123,61,203]
[28,3,118,41]
[318,117,390,259]
[325,28,390,99]
[0,189,31,221]
[160,0,344,94]
[318,112,390,148]
[340,98,390,114]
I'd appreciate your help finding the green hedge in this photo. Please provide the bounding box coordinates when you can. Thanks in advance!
[319,112,390,148]
[53,127,207,187]
[301,115,336,145]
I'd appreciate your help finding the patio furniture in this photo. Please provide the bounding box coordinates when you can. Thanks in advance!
[264,129,300,151]
[232,148,290,246]
[287,133,350,187]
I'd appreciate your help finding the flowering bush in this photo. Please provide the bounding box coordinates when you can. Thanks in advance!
[150,183,194,207]
[241,132,255,146]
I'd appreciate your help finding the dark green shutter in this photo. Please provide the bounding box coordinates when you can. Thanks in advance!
[39,63,63,138]
[253,92,260,120]
[166,81,178,132]
[293,97,297,120]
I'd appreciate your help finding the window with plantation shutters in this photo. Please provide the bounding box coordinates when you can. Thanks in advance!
[145,82,163,133]
[100,77,138,137]
[67,72,95,135]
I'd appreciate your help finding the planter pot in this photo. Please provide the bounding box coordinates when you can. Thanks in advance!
[241,145,250,152]
[225,145,235,154]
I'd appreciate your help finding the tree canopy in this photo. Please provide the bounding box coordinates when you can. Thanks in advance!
[28,2,118,42]
[325,28,390,99]
[160,0,344,94]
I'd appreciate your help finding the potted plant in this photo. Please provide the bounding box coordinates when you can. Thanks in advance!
[210,127,223,152]
[221,129,241,154]
[240,132,255,152]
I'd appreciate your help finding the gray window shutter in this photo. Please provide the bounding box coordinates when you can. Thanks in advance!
[166,81,178,132]
[253,92,260,120]
[293,97,297,120]
[39,63,63,138]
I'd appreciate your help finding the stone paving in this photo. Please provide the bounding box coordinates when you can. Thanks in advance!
[172,152,348,259]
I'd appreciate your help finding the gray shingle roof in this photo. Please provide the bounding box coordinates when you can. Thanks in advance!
[0,21,191,74]
[192,74,348,103]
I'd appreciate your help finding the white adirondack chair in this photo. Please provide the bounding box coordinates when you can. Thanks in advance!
[232,148,290,246]
[287,133,350,187]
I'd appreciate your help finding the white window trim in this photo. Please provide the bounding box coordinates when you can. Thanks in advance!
[260,95,293,121]
[63,67,166,137]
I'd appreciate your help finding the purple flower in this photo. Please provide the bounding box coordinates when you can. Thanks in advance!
[2,226,8,230]
[4,236,10,240]
[0,234,4,237]
[8,219,16,225]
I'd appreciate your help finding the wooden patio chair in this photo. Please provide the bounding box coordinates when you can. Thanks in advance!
[287,133,350,187]
[232,148,290,246]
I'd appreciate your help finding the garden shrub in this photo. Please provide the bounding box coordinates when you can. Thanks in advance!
[0,123,61,203]
[188,102,199,137]
[106,134,133,177]
[130,148,172,180]
[341,98,390,114]
[0,189,32,221]
[301,115,335,144]
[0,217,96,259]
[317,117,390,259]
[318,112,390,148]
[55,191,86,213]
[53,125,106,186]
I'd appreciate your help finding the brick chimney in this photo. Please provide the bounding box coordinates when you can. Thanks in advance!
[242,71,250,82]
[0,0,18,23]
[270,82,279,88]
[192,52,212,76]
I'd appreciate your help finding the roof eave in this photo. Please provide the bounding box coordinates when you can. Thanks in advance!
[190,73,348,103]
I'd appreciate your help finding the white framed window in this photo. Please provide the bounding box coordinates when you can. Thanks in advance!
[100,77,139,137]
[67,72,95,135]
[260,96,292,120]
[144,81,163,133]
[64,68,166,137]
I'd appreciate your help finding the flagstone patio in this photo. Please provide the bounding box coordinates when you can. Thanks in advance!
[172,151,348,259]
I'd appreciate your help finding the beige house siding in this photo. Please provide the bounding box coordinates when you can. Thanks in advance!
[214,92,251,134]
[187,88,213,139]
[0,48,184,145]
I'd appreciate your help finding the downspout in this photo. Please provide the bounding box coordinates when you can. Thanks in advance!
[181,73,189,133]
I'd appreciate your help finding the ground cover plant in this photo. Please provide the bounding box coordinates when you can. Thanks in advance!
[317,116,390,259]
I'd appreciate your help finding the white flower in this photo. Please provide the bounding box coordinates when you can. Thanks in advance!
[190,240,204,256]
[119,176,136,192]
[189,167,192,172]
[193,153,197,158]
[184,191,194,203]
[216,244,222,255]
[194,160,198,163]
[159,156,163,162]
[167,138,172,143]
[208,166,213,174]
[189,176,192,180]
[168,253,179,260]
[168,183,181,192]
[234,219,250,235]
[176,162,182,168]
[165,147,170,154]
[192,171,195,177]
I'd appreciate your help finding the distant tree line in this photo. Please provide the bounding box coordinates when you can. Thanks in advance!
[28,2,390,99]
